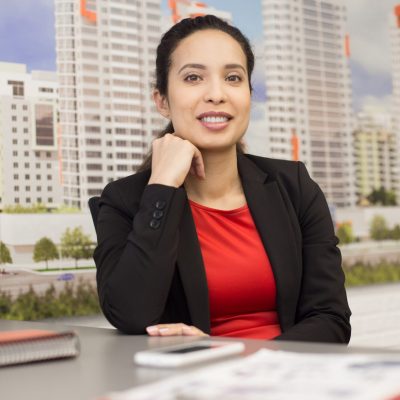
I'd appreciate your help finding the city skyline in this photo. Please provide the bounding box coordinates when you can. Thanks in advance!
[1,0,400,210]
[0,0,399,112]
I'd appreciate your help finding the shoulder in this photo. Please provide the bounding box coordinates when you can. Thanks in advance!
[242,154,320,214]
[243,153,315,189]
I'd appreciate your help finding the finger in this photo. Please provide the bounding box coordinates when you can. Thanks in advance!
[158,324,188,336]
[192,148,206,179]
[146,323,188,336]
[182,326,209,337]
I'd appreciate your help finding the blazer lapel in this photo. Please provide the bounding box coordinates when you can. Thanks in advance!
[176,196,210,333]
[238,155,301,330]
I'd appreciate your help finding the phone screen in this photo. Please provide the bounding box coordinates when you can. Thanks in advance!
[162,344,219,354]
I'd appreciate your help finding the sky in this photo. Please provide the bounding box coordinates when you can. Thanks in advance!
[0,0,399,112]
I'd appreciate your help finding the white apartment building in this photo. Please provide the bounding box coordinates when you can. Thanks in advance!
[167,0,232,24]
[354,107,398,202]
[0,62,61,209]
[262,0,355,207]
[390,4,400,203]
[54,0,165,209]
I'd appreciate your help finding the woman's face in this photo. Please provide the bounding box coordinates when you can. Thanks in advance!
[154,29,251,152]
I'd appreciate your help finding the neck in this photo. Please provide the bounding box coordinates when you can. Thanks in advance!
[184,147,243,204]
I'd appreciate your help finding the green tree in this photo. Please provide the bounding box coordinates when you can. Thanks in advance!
[367,187,397,206]
[0,242,12,264]
[336,222,354,245]
[33,237,59,269]
[390,224,400,240]
[369,215,390,241]
[60,227,93,267]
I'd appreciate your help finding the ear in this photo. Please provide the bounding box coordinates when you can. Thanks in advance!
[153,89,170,118]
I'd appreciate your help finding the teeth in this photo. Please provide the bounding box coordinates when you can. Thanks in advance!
[201,116,229,123]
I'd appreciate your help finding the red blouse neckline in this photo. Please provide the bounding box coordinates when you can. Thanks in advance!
[188,199,248,215]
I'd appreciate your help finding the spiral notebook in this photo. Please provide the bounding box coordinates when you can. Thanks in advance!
[0,329,80,367]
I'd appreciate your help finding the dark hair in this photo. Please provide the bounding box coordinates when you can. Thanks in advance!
[138,15,254,172]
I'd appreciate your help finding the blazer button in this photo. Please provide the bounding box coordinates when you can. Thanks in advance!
[149,219,161,229]
[155,200,166,210]
[152,210,164,219]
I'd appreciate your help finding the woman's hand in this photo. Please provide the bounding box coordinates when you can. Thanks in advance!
[148,133,205,188]
[146,323,209,337]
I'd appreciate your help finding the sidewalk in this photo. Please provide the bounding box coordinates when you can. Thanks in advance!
[347,282,400,349]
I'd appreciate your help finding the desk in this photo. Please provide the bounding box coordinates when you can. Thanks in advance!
[0,319,396,400]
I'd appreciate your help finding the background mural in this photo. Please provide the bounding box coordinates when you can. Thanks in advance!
[0,0,399,326]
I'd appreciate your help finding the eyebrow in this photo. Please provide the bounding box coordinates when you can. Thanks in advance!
[178,63,246,74]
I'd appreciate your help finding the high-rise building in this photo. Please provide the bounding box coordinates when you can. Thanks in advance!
[390,4,400,203]
[0,62,61,208]
[262,0,355,207]
[54,0,164,209]
[168,0,232,24]
[354,107,398,203]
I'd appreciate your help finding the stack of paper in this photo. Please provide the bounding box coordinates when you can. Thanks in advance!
[104,349,400,400]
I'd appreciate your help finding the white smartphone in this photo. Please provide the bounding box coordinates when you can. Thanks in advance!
[133,340,245,368]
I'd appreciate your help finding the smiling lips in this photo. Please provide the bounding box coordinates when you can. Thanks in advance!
[197,111,233,131]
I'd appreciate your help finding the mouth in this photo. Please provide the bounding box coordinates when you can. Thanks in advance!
[197,111,233,131]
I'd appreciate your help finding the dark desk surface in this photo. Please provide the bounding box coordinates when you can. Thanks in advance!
[0,319,396,400]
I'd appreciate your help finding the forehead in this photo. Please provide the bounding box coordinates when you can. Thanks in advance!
[170,29,247,69]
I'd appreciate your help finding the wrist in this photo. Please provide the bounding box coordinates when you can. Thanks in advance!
[148,174,180,188]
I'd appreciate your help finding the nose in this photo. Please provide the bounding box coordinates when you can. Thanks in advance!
[203,78,227,104]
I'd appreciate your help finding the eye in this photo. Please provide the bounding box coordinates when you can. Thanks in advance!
[226,74,243,82]
[184,74,202,82]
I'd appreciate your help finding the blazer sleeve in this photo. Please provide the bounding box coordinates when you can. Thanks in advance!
[93,182,187,333]
[275,162,352,343]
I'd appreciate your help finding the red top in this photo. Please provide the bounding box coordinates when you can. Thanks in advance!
[189,200,282,340]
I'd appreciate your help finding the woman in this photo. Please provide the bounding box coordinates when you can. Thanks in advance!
[93,15,351,343]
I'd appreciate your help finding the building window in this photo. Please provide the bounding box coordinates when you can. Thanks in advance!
[25,174,30,179]
[26,198,31,203]
[48,198,53,203]
[8,80,24,97]
[14,186,19,191]
[35,104,54,146]
[11,104,16,110]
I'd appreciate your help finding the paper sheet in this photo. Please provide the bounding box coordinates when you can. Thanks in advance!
[105,349,400,400]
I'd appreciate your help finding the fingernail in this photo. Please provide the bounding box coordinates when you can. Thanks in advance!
[146,326,158,333]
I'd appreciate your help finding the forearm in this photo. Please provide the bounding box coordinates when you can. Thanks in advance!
[94,183,187,333]
[275,313,351,344]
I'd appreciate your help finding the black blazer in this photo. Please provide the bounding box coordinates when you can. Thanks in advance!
[93,154,351,343]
